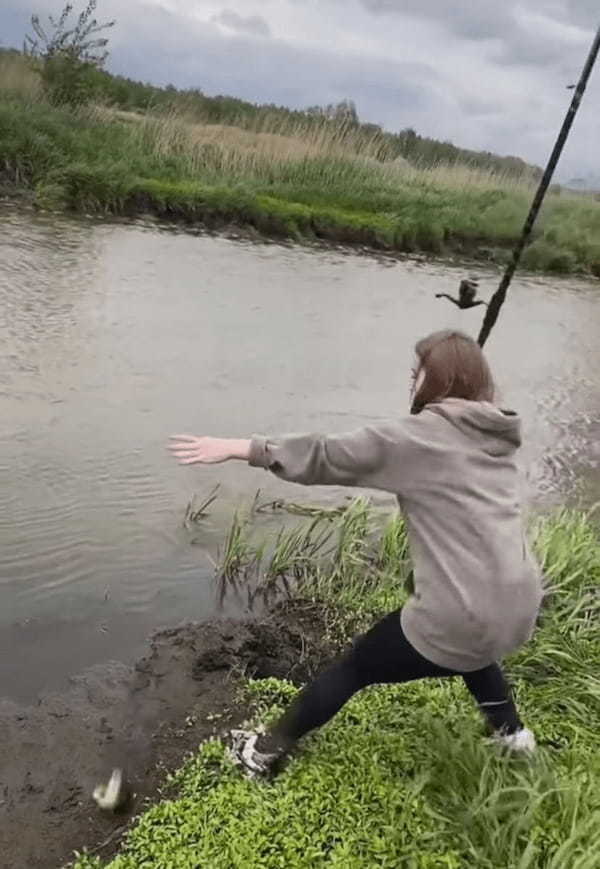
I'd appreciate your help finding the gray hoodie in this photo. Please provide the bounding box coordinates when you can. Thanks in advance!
[249,398,543,672]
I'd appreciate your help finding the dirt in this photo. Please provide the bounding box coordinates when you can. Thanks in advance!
[0,601,334,869]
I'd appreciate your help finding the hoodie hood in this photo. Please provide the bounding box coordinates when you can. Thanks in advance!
[425,398,522,456]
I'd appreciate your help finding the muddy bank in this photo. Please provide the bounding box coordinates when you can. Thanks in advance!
[0,602,334,869]
[3,191,515,271]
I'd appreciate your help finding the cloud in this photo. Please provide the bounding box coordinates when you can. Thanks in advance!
[210,10,271,38]
[360,0,517,41]
[458,95,506,119]
[566,0,600,29]
[360,0,595,66]
[491,9,593,70]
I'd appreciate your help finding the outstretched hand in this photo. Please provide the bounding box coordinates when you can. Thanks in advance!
[168,435,250,465]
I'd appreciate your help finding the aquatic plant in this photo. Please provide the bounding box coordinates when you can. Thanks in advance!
[183,484,220,527]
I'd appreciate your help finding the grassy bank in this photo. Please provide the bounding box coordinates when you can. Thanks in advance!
[71,501,600,868]
[1,57,600,275]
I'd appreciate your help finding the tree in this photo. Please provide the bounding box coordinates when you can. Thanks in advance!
[332,99,359,124]
[25,1,115,105]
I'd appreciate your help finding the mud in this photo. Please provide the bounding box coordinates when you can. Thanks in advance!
[0,602,333,869]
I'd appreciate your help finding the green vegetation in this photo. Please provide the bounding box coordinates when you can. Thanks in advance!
[2,13,600,274]
[0,29,545,179]
[24,0,115,106]
[71,502,600,868]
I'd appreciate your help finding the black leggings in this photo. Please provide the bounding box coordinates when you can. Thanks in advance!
[266,609,522,751]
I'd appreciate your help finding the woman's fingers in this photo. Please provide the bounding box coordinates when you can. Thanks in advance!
[171,451,205,464]
[170,446,203,456]
[168,439,201,455]
[168,435,201,461]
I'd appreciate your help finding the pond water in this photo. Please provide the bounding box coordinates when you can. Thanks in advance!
[1,208,598,701]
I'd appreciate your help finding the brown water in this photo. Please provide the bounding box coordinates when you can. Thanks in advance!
[1,207,599,702]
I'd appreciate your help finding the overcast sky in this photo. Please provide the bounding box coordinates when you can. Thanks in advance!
[2,0,598,179]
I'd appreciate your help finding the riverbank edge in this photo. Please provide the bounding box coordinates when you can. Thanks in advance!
[3,179,597,279]
[2,505,598,868]
[0,599,337,869]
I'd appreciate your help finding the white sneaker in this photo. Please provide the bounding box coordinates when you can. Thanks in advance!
[230,729,280,777]
[493,727,536,754]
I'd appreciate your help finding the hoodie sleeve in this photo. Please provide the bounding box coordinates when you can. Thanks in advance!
[248,426,402,488]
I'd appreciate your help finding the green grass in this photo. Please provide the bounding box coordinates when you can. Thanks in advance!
[1,94,600,276]
[71,505,600,868]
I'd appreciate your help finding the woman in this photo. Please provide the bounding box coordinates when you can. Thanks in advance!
[169,330,543,775]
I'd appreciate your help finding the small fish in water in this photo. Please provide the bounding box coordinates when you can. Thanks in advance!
[93,768,131,812]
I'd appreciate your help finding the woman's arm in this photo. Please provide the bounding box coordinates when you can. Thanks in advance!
[169,426,397,488]
[248,430,384,486]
